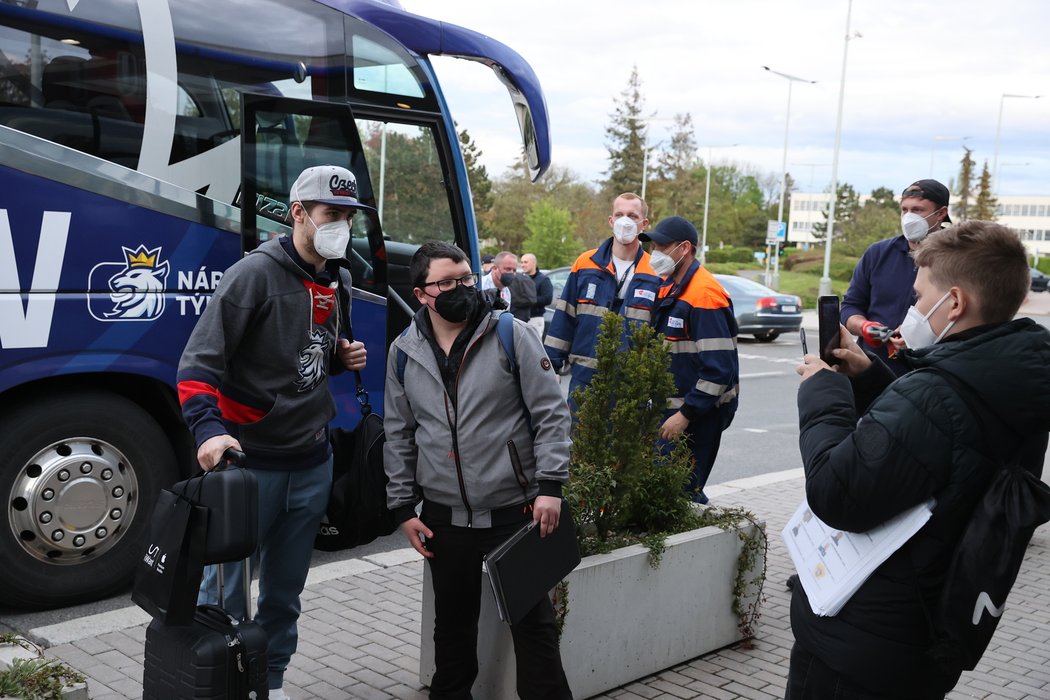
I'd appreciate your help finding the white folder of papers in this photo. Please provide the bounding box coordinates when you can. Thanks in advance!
[782,497,934,617]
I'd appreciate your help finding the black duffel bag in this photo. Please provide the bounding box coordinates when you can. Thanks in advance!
[315,336,397,551]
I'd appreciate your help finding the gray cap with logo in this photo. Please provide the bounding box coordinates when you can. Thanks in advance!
[291,165,368,208]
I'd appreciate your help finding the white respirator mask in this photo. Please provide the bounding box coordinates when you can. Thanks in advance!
[612,216,639,244]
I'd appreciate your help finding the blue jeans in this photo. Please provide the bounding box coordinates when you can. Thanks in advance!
[198,457,332,690]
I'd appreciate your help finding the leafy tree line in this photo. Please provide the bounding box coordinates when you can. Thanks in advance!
[381,68,1003,270]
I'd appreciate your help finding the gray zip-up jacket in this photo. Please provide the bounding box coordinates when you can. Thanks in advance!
[384,309,571,528]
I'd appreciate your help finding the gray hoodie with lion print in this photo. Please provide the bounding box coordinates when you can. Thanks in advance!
[177,236,350,470]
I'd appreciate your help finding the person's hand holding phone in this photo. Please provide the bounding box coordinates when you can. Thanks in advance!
[797,325,873,382]
[828,325,872,377]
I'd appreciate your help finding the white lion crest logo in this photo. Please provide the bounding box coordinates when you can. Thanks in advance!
[105,246,169,319]
[296,329,331,392]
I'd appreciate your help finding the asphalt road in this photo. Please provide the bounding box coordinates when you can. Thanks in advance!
[713,333,805,485]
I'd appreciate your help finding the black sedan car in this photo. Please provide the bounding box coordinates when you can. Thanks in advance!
[715,274,803,342]
[1031,268,1048,293]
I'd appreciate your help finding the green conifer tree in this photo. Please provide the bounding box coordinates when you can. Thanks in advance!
[601,66,649,198]
[954,147,975,222]
[973,160,999,220]
[566,313,695,548]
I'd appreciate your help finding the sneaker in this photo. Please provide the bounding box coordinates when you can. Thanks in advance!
[269,689,290,700]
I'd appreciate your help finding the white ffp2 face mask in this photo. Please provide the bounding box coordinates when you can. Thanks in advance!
[901,211,936,242]
[650,243,685,278]
[898,291,955,349]
[613,216,638,244]
[311,219,351,259]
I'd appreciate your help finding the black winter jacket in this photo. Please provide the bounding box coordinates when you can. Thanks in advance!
[791,318,1050,697]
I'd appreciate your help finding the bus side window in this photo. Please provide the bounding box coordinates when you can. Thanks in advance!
[0,22,145,168]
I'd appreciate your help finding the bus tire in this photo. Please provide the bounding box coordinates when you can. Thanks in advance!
[0,390,179,609]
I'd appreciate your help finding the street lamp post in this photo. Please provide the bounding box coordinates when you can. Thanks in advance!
[992,93,1041,196]
[928,135,969,178]
[699,144,738,266]
[819,0,856,298]
[764,65,815,290]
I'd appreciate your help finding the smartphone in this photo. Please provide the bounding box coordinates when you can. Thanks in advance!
[799,328,808,355]
[817,295,841,365]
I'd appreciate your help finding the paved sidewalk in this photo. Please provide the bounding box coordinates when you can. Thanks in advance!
[37,472,1050,699]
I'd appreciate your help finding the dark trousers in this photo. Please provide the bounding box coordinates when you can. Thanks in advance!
[785,643,945,700]
[659,410,725,504]
[425,518,572,700]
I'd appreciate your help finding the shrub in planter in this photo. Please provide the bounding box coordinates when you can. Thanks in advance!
[565,313,767,635]
[567,313,696,558]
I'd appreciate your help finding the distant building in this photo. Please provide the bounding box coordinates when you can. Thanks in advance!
[787,191,1050,258]
[786,192,869,246]
[996,196,1050,257]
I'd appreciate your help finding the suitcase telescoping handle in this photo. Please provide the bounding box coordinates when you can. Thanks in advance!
[216,557,253,621]
[215,447,251,621]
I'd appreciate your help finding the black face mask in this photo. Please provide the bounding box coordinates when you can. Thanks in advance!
[499,270,516,286]
[434,284,478,323]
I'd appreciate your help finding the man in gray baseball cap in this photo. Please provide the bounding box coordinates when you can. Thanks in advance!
[178,164,368,700]
[287,165,372,263]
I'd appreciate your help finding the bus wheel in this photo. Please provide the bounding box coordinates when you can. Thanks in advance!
[0,391,179,609]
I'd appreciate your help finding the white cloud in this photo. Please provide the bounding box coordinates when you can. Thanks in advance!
[405,0,1049,197]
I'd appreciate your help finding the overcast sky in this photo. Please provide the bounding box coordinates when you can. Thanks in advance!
[401,0,1048,200]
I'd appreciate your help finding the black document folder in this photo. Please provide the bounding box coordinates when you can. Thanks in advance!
[484,499,581,625]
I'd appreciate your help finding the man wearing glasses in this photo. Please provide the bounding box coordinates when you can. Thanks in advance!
[384,241,573,699]
[841,179,951,374]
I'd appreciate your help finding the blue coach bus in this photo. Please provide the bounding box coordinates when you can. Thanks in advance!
[0,0,550,608]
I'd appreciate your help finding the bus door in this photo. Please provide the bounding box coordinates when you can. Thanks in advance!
[239,92,388,424]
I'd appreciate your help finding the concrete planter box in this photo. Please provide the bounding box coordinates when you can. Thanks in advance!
[0,640,88,700]
[419,519,764,698]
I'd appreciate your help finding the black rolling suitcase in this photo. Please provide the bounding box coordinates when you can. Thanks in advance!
[142,559,269,699]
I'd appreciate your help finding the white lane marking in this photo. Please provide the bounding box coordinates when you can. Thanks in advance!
[29,547,421,645]
[740,371,787,379]
[743,428,768,433]
[739,353,802,364]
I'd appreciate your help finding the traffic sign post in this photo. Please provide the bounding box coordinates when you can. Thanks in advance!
[767,220,786,289]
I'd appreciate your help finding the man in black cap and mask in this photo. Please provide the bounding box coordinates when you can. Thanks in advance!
[841,179,951,374]
[642,216,739,504]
